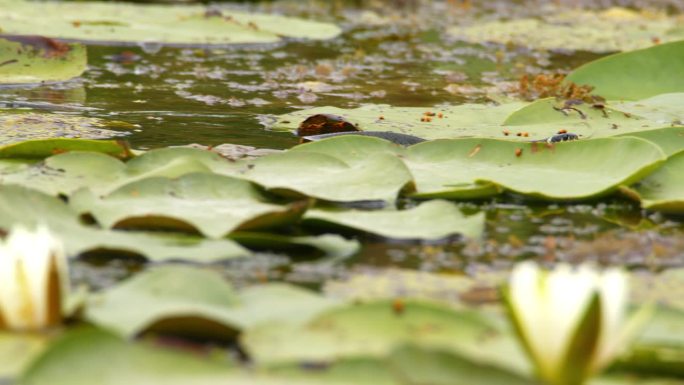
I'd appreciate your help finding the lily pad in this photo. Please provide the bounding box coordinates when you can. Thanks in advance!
[0,113,130,144]
[388,345,533,385]
[85,265,338,338]
[22,328,396,385]
[0,36,86,84]
[70,173,305,239]
[632,151,684,213]
[0,184,250,261]
[243,299,530,376]
[21,328,237,385]
[403,137,665,200]
[567,41,684,100]
[230,232,360,259]
[449,7,684,53]
[272,103,527,141]
[225,148,414,203]
[0,0,341,46]
[303,200,485,240]
[0,332,48,379]
[0,138,131,159]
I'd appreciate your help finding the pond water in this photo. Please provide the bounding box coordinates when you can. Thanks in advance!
[2,0,683,290]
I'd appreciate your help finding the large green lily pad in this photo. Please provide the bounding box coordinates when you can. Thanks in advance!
[404,137,665,200]
[567,41,684,100]
[243,299,530,376]
[272,99,684,148]
[70,173,305,238]
[85,266,338,338]
[224,149,414,203]
[388,345,532,385]
[0,113,130,144]
[272,103,527,141]
[303,200,485,240]
[0,0,340,46]
[0,184,250,261]
[22,328,399,385]
[21,328,237,385]
[0,36,86,83]
[448,7,684,53]
[632,151,684,213]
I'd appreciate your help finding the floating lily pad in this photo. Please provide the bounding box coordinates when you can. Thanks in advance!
[617,126,684,157]
[404,137,665,200]
[230,232,360,259]
[22,328,394,385]
[225,149,414,203]
[0,332,49,379]
[0,36,86,84]
[632,151,684,213]
[272,99,684,145]
[70,173,305,239]
[21,328,237,385]
[0,0,340,46]
[85,266,338,338]
[449,8,684,53]
[567,41,684,100]
[272,103,527,141]
[242,299,529,376]
[388,345,532,385]
[304,200,485,240]
[0,113,130,145]
[0,185,250,261]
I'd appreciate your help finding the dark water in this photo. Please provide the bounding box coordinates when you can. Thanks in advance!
[2,0,683,288]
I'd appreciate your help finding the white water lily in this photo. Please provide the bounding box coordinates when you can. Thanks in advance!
[0,225,69,331]
[506,262,647,385]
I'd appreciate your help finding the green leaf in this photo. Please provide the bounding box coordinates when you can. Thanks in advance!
[303,200,485,240]
[85,265,338,338]
[1,152,126,196]
[567,41,684,100]
[448,7,684,53]
[272,103,527,141]
[0,0,340,46]
[632,151,684,213]
[21,328,237,385]
[70,173,305,238]
[617,126,684,157]
[0,332,49,380]
[404,137,665,200]
[388,345,534,385]
[242,300,499,364]
[22,328,397,385]
[0,184,250,261]
[0,36,86,83]
[0,137,131,159]
[617,307,684,377]
[224,148,414,203]
[230,232,360,259]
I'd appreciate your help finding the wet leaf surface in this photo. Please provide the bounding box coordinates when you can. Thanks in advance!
[0,36,86,84]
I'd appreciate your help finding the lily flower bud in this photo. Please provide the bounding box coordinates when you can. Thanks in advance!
[0,226,69,331]
[505,262,647,385]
